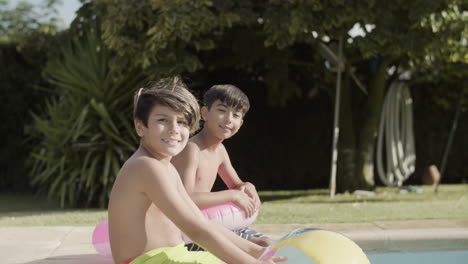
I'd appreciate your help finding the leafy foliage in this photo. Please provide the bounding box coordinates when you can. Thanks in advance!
[94,0,255,76]
[92,0,466,192]
[29,26,145,207]
[24,0,467,202]
[0,0,63,192]
[0,42,47,192]
[0,0,63,43]
[94,0,465,104]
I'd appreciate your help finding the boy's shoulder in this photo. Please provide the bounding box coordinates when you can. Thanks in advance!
[190,136,227,156]
[215,142,228,153]
[186,140,202,150]
[182,141,202,156]
[125,154,158,167]
[121,155,168,179]
[172,141,201,166]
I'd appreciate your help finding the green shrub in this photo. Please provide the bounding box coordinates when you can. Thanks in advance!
[29,28,145,208]
[0,39,50,192]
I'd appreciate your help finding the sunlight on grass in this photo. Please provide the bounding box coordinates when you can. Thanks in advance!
[1,211,107,226]
[1,184,467,226]
[256,185,468,223]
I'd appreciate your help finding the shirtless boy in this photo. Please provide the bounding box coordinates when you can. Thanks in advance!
[107,78,284,264]
[172,85,273,250]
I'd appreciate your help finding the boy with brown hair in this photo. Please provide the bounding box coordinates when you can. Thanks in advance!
[172,85,273,251]
[108,78,284,264]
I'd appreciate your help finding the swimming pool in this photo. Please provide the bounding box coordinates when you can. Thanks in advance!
[367,250,468,264]
[362,240,468,264]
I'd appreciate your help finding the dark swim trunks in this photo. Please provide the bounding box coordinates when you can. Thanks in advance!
[185,227,268,251]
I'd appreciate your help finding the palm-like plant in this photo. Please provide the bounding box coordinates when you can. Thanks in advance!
[30,27,145,208]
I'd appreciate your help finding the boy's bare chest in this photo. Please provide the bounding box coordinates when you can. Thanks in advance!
[196,151,221,188]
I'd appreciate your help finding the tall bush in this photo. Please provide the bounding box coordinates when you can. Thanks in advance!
[0,0,62,192]
[0,43,45,192]
[29,27,145,207]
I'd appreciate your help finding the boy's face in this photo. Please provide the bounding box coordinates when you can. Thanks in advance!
[135,105,190,159]
[202,100,244,139]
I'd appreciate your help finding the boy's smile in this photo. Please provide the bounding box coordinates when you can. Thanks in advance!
[219,125,233,132]
[202,100,243,140]
[136,105,189,160]
[161,138,182,146]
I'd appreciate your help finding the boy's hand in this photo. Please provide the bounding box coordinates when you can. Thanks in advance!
[238,182,261,210]
[232,190,256,218]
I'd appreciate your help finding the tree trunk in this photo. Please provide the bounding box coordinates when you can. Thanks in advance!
[337,67,358,192]
[355,58,392,190]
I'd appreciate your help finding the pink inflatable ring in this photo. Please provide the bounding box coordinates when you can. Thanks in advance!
[92,202,258,257]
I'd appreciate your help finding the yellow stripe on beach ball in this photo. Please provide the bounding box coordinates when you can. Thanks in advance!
[273,229,370,264]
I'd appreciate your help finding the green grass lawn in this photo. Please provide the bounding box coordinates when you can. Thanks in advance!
[1,184,467,226]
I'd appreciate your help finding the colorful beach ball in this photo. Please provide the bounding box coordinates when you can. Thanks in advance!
[92,219,112,258]
[261,228,370,264]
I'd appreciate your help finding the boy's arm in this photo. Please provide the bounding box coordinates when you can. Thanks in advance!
[140,160,280,264]
[175,174,285,263]
[176,172,265,257]
[218,144,261,210]
[191,189,254,211]
[173,142,254,210]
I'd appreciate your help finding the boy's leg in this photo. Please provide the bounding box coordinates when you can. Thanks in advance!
[234,227,274,247]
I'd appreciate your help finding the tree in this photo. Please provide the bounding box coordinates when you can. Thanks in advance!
[0,0,63,42]
[261,0,466,191]
[29,22,146,207]
[94,0,466,192]
[0,0,65,192]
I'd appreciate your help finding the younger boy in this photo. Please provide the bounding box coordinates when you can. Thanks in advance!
[108,78,284,264]
[172,85,274,251]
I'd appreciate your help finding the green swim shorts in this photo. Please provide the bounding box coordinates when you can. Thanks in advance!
[130,243,221,264]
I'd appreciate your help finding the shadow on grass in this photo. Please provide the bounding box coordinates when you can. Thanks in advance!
[260,196,434,204]
[260,193,314,202]
[259,189,447,204]
[259,189,330,202]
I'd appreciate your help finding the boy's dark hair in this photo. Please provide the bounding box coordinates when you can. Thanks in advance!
[134,77,201,133]
[203,85,250,115]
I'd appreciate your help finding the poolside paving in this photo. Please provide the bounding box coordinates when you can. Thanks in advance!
[1,219,467,264]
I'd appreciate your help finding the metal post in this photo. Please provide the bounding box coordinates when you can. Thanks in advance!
[436,84,466,192]
[329,37,343,198]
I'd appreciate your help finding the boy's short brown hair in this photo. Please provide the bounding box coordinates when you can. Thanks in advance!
[134,77,201,133]
[203,85,250,115]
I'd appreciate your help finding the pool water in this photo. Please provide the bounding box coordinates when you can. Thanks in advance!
[367,250,468,264]
[362,240,468,264]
